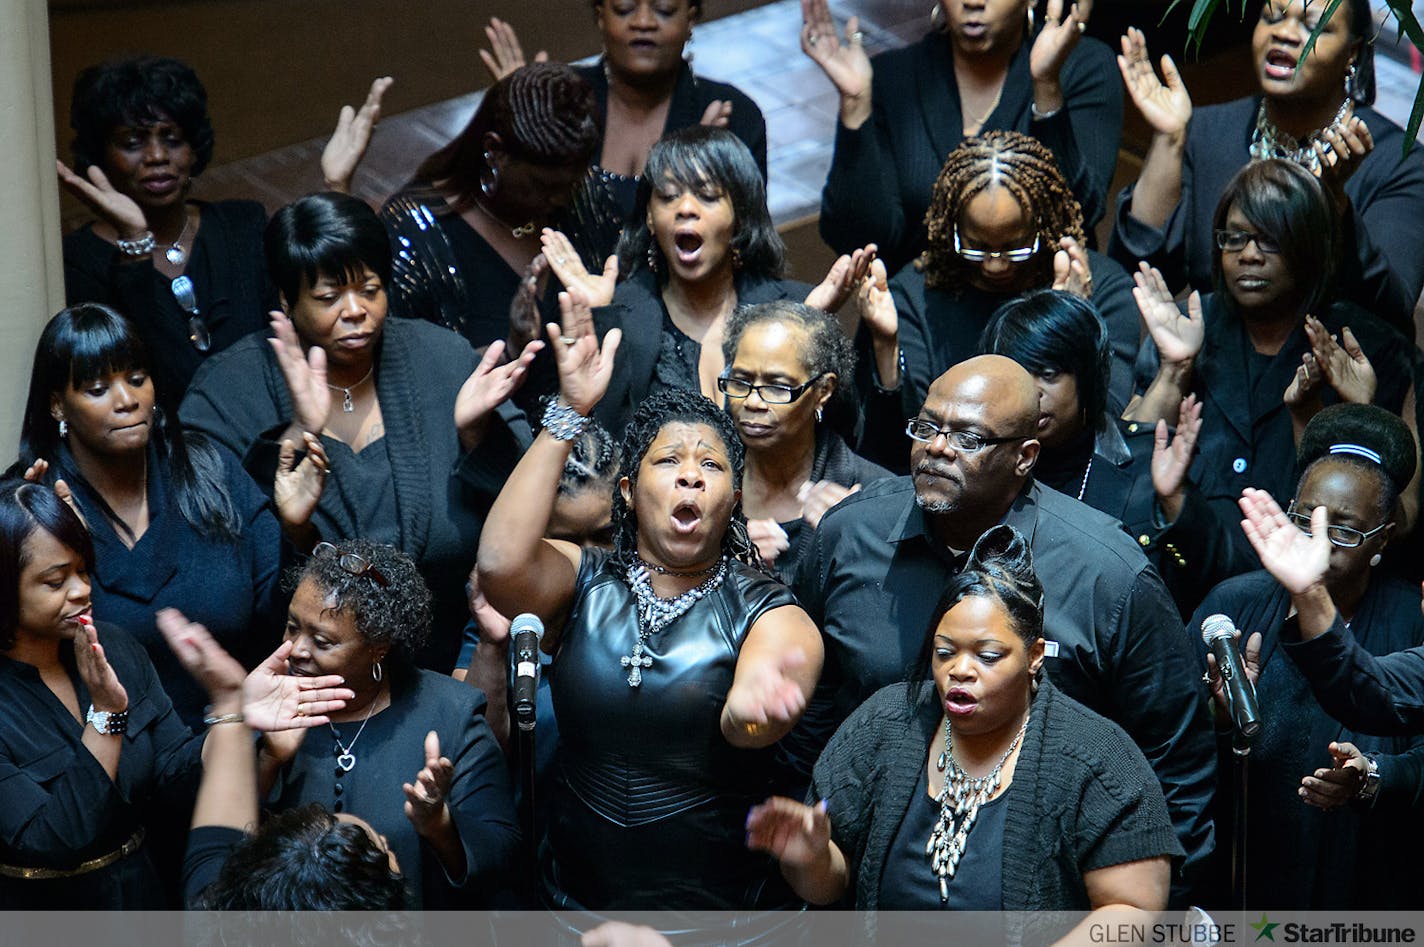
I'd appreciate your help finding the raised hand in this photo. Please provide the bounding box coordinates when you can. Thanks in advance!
[1205,629,1262,718]
[800,480,860,530]
[856,257,896,340]
[275,432,329,530]
[156,607,248,705]
[805,243,876,313]
[508,253,551,356]
[320,76,393,193]
[1306,318,1375,406]
[699,100,733,128]
[242,637,354,730]
[1283,350,1325,414]
[1117,27,1192,139]
[74,617,128,714]
[549,288,623,417]
[404,730,455,837]
[1051,236,1093,298]
[1134,263,1203,365]
[1030,0,1091,86]
[1239,487,1330,596]
[542,229,618,307]
[268,310,331,435]
[56,160,149,241]
[801,0,873,124]
[747,518,791,564]
[1299,741,1369,810]
[746,796,832,868]
[479,17,546,83]
[1312,115,1373,200]
[1151,395,1202,521]
[454,338,546,450]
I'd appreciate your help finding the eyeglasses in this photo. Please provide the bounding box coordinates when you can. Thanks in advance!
[1285,501,1389,548]
[718,372,827,405]
[905,418,1030,452]
[952,226,1040,264]
[313,541,389,587]
[1213,230,1281,255]
[170,276,213,353]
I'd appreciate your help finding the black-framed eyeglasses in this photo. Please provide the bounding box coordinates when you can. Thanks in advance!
[952,225,1040,264]
[718,372,827,405]
[1213,229,1281,255]
[905,418,1030,452]
[313,541,389,586]
[170,276,213,353]
[1285,501,1389,549]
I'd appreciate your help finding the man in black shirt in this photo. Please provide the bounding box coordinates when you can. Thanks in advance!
[792,355,1214,898]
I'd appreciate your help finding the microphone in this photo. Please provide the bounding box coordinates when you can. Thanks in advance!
[510,614,544,730]
[1201,614,1262,742]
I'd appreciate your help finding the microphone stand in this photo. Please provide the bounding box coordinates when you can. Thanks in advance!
[1230,727,1254,911]
[510,649,538,899]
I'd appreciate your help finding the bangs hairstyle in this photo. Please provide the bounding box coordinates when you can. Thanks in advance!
[415,62,598,212]
[286,539,432,656]
[1297,402,1417,521]
[1211,158,1338,319]
[609,388,766,575]
[69,55,215,175]
[16,304,239,544]
[618,126,785,283]
[980,289,1111,434]
[0,480,96,650]
[907,524,1044,711]
[265,192,393,308]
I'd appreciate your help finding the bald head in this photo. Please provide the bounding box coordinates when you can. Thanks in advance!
[926,356,1040,435]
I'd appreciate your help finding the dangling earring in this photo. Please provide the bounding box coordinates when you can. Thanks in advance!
[1370,553,1382,568]
[815,406,823,423]
[481,151,499,199]
[1026,2,1035,35]
[683,27,695,66]
[647,243,660,273]
[58,419,68,438]
[929,1,944,31]
[1344,61,1359,100]
[731,247,743,271]
[372,661,383,683]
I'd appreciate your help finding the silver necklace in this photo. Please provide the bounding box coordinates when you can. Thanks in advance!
[328,695,378,773]
[326,365,375,413]
[927,710,1029,902]
[164,212,194,266]
[1248,98,1351,175]
[621,557,728,687]
[1076,455,1093,502]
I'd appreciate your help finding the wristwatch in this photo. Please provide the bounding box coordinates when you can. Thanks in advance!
[1355,753,1381,805]
[85,705,129,736]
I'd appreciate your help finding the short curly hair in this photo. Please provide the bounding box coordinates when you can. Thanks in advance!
[69,56,215,176]
[721,300,857,435]
[286,540,432,656]
[610,388,766,575]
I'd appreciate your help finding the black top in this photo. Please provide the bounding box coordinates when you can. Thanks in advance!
[180,318,533,672]
[0,623,203,909]
[566,61,767,269]
[819,32,1122,273]
[181,825,244,907]
[62,200,274,402]
[1282,617,1424,738]
[33,439,288,729]
[811,679,1180,936]
[789,477,1215,895]
[591,269,811,437]
[268,660,519,907]
[878,768,1005,911]
[1109,97,1424,338]
[1191,571,1424,909]
[541,549,798,910]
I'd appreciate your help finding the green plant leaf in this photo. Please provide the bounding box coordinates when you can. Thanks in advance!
[1297,0,1346,68]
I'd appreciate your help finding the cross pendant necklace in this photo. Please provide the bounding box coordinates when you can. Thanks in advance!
[621,639,654,686]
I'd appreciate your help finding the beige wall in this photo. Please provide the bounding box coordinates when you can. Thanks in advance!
[2,0,64,459]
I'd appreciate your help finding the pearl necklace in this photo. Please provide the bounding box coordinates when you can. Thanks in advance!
[620,557,728,687]
[927,710,1029,902]
[1076,455,1093,502]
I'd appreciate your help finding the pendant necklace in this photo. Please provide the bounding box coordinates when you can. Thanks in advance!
[329,693,379,774]
[475,197,537,240]
[622,557,728,687]
[164,211,194,266]
[327,365,375,413]
[927,710,1029,902]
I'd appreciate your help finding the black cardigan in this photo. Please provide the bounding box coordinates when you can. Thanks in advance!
[811,678,1181,937]
[819,31,1122,273]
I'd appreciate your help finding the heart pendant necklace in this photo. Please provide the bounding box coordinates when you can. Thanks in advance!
[329,692,378,773]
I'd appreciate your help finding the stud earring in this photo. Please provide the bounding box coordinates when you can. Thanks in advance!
[1370,553,1382,568]
[481,151,499,198]
[58,419,68,438]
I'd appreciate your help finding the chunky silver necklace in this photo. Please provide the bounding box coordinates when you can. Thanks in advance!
[927,711,1029,902]
[621,557,728,687]
[1248,98,1351,175]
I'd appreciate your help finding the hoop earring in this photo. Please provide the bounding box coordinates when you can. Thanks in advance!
[929,2,944,31]
[372,661,383,683]
[1370,553,1382,568]
[58,419,68,438]
[1026,2,1035,35]
[481,151,499,199]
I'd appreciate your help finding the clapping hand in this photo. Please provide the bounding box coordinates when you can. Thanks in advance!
[320,76,393,193]
[75,617,128,715]
[268,310,331,436]
[454,338,546,451]
[404,730,455,837]
[542,229,618,308]
[1151,394,1202,522]
[507,252,551,357]
[1051,236,1093,298]
[800,480,860,530]
[56,160,149,242]
[805,243,876,314]
[745,796,832,868]
[1239,487,1331,596]
[275,432,329,530]
[1299,741,1370,810]
[1030,0,1091,87]
[1134,264,1203,365]
[549,288,622,418]
[479,17,546,83]
[699,100,734,128]
[747,518,791,564]
[1306,317,1375,405]
[1117,27,1192,140]
[1312,116,1373,201]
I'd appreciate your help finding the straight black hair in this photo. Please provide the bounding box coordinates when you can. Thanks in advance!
[69,55,216,175]
[265,192,393,308]
[0,480,96,650]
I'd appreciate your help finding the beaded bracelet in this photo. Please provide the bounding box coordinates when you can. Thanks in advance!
[116,231,157,257]
[542,398,590,442]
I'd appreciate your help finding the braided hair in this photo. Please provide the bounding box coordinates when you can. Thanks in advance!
[557,415,620,498]
[610,388,767,576]
[415,62,598,212]
[921,131,1084,294]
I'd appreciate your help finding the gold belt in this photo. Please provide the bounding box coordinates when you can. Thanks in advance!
[0,827,145,880]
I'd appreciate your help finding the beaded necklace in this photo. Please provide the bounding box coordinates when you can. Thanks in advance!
[620,557,728,687]
[1248,98,1352,175]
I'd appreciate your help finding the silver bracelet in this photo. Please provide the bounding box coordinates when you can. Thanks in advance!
[1030,102,1063,121]
[203,710,246,727]
[116,231,156,257]
[542,397,590,442]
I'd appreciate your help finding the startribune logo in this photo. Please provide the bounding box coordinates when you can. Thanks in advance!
[1253,914,1281,942]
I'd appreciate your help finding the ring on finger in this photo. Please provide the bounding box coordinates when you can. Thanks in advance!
[850,30,864,43]
[561,336,579,347]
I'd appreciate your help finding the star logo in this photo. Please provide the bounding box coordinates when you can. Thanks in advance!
[1251,912,1280,942]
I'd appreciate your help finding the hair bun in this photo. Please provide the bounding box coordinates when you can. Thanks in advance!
[1297,402,1417,494]
[967,524,1035,582]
